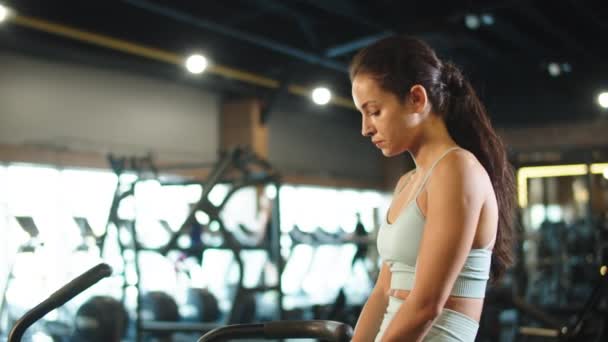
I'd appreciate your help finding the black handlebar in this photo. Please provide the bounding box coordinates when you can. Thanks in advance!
[197,320,353,342]
[8,263,113,342]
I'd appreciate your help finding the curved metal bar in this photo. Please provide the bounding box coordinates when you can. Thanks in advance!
[8,263,113,342]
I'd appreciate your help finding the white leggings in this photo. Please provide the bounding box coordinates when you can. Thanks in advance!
[375,296,479,342]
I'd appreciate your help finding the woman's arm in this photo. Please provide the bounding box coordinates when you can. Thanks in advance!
[351,262,391,342]
[381,152,488,342]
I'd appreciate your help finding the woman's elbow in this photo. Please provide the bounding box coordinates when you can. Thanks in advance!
[414,296,444,322]
[427,303,443,321]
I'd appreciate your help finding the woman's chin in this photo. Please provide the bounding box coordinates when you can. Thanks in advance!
[381,149,396,157]
[382,148,407,157]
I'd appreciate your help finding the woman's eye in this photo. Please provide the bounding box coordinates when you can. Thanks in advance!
[371,111,380,116]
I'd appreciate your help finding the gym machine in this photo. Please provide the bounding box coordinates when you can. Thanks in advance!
[103,147,285,341]
[487,264,607,341]
[7,263,353,342]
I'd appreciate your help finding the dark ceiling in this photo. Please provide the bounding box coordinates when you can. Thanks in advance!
[1,0,607,127]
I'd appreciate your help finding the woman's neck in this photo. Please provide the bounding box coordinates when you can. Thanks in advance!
[409,116,456,172]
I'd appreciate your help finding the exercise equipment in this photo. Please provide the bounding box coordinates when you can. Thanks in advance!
[185,288,220,323]
[142,291,180,323]
[71,295,128,342]
[73,216,99,252]
[487,264,608,341]
[282,223,368,320]
[350,213,369,268]
[23,261,602,342]
[141,291,180,341]
[157,147,283,327]
[7,263,113,342]
[282,218,375,324]
[103,148,284,341]
[288,224,319,245]
[314,218,373,327]
[227,290,258,324]
[526,218,602,310]
[13,216,40,241]
[196,320,353,341]
[0,216,45,336]
[8,263,353,342]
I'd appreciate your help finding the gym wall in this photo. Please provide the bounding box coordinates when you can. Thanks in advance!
[268,108,383,185]
[0,51,220,163]
[0,50,386,185]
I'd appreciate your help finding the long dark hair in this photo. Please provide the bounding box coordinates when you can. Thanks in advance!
[350,35,516,282]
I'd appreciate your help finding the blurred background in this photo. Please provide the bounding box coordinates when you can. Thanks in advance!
[0,1,607,341]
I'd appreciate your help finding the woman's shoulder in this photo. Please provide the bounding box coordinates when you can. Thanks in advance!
[443,147,486,173]
[430,148,492,195]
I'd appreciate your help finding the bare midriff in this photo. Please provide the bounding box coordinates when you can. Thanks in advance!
[387,289,483,322]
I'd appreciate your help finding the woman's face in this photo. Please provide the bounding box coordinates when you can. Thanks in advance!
[352,74,426,157]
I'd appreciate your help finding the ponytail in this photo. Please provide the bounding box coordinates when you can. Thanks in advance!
[441,62,517,282]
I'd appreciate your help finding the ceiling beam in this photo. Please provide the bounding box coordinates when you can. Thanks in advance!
[486,18,558,62]
[123,0,347,73]
[517,4,601,62]
[241,0,321,51]
[324,32,393,58]
[295,0,389,32]
[566,0,608,32]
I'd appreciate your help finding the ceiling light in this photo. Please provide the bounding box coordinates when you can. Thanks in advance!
[547,62,561,77]
[185,54,208,74]
[264,184,277,199]
[598,92,608,109]
[0,4,10,23]
[590,163,608,174]
[516,164,588,207]
[311,87,331,105]
[464,14,480,30]
[518,163,608,207]
[481,14,494,26]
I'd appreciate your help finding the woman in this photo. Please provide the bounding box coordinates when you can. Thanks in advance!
[349,35,516,341]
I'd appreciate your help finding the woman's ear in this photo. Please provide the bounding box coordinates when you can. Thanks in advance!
[408,84,429,113]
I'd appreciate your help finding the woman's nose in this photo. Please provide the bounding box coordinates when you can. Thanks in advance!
[361,118,375,137]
